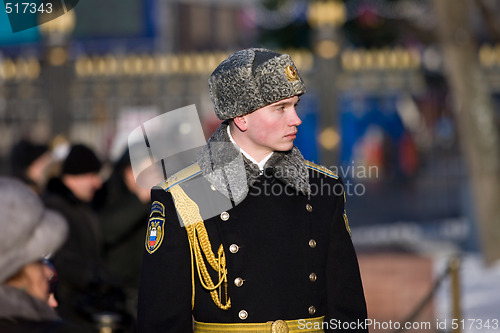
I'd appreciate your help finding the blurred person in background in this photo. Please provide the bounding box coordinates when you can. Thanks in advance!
[0,177,89,333]
[94,147,150,327]
[43,144,127,332]
[9,139,53,194]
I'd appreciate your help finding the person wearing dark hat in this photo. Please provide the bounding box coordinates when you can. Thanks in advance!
[9,139,52,193]
[138,48,368,332]
[0,177,89,333]
[42,144,123,331]
[58,143,103,202]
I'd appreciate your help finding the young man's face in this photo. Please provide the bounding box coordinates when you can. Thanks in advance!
[238,95,302,158]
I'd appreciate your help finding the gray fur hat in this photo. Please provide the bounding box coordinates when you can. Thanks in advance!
[209,48,306,120]
[0,177,68,283]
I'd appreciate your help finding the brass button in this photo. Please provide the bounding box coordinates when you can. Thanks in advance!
[229,244,239,254]
[234,277,244,287]
[238,310,248,320]
[271,319,289,333]
[309,273,317,282]
[220,211,230,221]
[309,239,317,248]
[306,204,313,212]
[308,306,316,315]
[210,184,217,191]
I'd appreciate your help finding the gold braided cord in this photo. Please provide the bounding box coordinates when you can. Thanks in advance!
[187,235,195,310]
[191,230,226,291]
[169,184,231,310]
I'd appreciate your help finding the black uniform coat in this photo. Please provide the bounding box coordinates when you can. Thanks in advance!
[137,123,367,332]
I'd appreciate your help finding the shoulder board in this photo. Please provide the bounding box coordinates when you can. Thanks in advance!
[305,160,338,179]
[157,163,202,191]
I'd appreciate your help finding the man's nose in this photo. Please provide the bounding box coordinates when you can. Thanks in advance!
[289,108,302,127]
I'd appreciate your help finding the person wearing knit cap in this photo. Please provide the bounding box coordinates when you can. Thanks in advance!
[0,177,89,333]
[9,139,52,193]
[138,48,367,332]
[42,144,123,331]
[59,144,103,202]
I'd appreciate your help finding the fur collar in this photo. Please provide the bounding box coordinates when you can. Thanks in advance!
[196,122,310,203]
[0,286,59,321]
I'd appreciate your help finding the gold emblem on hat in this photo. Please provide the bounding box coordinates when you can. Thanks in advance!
[285,65,299,82]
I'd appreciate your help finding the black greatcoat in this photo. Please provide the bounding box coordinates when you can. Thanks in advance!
[137,123,367,333]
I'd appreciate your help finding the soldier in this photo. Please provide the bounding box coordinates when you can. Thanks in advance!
[137,48,367,333]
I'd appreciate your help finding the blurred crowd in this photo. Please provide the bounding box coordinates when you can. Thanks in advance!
[0,137,150,333]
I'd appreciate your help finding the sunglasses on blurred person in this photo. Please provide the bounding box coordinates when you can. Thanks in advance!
[42,258,58,295]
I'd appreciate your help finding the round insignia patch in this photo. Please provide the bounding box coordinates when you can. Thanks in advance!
[285,65,299,82]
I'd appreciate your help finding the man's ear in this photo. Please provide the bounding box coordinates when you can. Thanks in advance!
[233,116,248,131]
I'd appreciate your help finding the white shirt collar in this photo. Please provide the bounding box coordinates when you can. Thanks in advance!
[227,125,273,171]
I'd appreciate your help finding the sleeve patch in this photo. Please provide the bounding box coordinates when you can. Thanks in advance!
[145,217,165,254]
